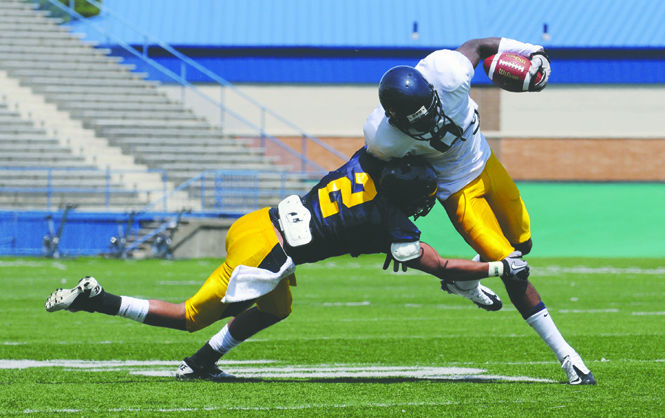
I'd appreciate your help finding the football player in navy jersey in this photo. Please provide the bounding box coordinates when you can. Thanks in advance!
[45,148,528,381]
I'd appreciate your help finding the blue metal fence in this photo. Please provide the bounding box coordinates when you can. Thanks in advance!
[0,166,318,214]
[0,166,167,211]
[0,165,319,256]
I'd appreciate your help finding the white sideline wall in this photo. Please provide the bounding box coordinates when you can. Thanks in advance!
[160,84,665,138]
[500,85,665,138]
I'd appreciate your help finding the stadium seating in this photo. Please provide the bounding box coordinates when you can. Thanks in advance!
[0,0,310,214]
[0,101,148,209]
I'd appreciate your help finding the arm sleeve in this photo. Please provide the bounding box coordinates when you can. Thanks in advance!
[417,49,475,92]
[378,195,421,243]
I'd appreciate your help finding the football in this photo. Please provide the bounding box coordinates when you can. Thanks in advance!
[483,53,542,92]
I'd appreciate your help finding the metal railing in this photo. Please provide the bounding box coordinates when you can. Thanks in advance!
[140,168,320,216]
[35,0,348,174]
[0,166,167,211]
[0,166,318,214]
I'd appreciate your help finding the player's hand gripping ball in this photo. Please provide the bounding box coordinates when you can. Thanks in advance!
[483,52,547,92]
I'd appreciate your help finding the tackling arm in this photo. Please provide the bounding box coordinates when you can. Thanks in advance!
[403,242,529,282]
[408,242,490,281]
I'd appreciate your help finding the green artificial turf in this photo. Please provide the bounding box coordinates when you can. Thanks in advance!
[1,256,664,416]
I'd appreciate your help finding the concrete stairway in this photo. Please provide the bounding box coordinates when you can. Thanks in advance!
[0,0,310,212]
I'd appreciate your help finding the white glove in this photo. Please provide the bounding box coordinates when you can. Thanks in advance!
[501,251,530,281]
[529,52,551,92]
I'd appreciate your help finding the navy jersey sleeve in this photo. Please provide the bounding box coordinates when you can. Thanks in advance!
[375,193,421,243]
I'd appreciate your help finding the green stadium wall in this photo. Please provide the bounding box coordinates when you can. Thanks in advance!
[415,182,665,258]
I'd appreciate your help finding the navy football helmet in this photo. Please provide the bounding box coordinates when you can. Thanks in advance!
[378,65,463,149]
[379,156,438,219]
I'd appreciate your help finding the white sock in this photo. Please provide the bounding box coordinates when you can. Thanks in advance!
[525,308,574,363]
[208,323,242,355]
[117,296,150,323]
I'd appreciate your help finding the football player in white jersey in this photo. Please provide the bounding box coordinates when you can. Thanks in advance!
[364,37,595,385]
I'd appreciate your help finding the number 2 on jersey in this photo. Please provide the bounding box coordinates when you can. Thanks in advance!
[317,172,377,218]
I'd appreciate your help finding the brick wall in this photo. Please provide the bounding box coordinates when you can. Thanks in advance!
[267,84,665,181]
[497,137,665,181]
[274,135,665,181]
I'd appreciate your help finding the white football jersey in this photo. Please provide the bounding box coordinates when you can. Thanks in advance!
[364,49,491,200]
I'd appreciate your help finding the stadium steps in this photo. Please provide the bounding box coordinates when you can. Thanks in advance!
[106,136,255,147]
[0,101,152,210]
[0,70,175,209]
[0,0,311,213]
[0,59,138,72]
[113,214,201,259]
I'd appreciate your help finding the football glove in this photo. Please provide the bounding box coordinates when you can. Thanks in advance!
[383,252,408,272]
[528,52,551,92]
[500,251,530,281]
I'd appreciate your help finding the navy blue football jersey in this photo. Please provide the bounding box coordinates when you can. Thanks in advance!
[280,148,421,264]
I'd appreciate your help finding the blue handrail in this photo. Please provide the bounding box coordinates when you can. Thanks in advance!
[139,168,320,215]
[0,166,168,211]
[0,166,318,214]
[38,0,347,174]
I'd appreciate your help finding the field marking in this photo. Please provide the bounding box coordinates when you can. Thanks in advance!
[558,309,619,313]
[0,359,274,369]
[16,358,663,368]
[0,260,67,269]
[532,266,665,276]
[157,280,203,285]
[22,402,458,414]
[1,359,554,383]
[632,311,665,316]
[322,301,371,306]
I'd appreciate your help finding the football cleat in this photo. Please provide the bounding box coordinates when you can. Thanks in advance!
[175,358,235,382]
[561,353,596,385]
[45,276,102,313]
[441,279,503,311]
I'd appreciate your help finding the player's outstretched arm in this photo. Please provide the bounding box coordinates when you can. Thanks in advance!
[405,242,529,282]
[456,37,502,68]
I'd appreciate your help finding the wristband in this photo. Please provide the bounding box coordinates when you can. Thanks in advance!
[488,261,504,277]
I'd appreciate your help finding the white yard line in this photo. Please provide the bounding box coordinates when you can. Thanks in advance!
[532,266,665,276]
[2,359,555,383]
[0,359,275,369]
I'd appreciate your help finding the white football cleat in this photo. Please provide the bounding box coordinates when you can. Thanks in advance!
[45,276,102,312]
[561,353,596,385]
[441,279,503,311]
[175,359,235,381]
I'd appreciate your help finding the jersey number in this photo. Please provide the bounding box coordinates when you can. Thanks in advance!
[317,172,377,218]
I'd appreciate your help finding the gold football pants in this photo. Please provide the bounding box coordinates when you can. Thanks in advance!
[442,153,531,261]
[184,207,294,332]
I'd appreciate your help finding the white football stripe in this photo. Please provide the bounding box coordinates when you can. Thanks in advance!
[488,54,500,80]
